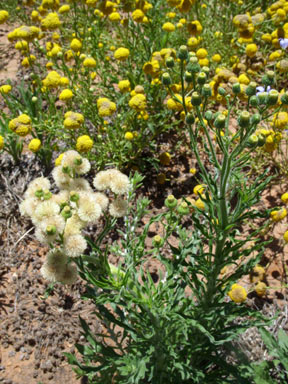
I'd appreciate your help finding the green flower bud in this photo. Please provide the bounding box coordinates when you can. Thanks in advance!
[46,225,57,236]
[214,114,226,129]
[165,194,178,209]
[251,113,261,125]
[62,164,70,174]
[204,110,213,121]
[177,201,189,215]
[187,57,200,73]
[34,189,44,198]
[185,113,195,124]
[74,156,83,166]
[257,92,268,105]
[267,90,279,105]
[162,72,172,86]
[238,111,250,128]
[257,134,266,147]
[152,235,164,248]
[246,134,258,148]
[61,205,72,219]
[178,45,188,61]
[201,66,210,75]
[184,71,193,83]
[232,82,241,94]
[202,84,212,97]
[32,96,38,103]
[245,82,257,96]
[218,87,226,96]
[70,191,80,202]
[249,95,258,107]
[197,72,207,85]
[267,70,275,80]
[191,91,202,106]
[43,190,52,200]
[166,57,175,68]
[281,91,288,105]
[262,74,273,87]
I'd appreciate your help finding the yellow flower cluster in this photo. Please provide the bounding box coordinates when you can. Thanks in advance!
[76,135,94,153]
[41,12,61,30]
[9,114,32,136]
[64,111,84,129]
[97,98,116,117]
[8,25,40,42]
[0,10,9,24]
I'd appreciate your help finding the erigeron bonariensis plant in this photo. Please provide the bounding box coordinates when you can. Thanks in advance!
[20,150,131,285]
[61,48,288,383]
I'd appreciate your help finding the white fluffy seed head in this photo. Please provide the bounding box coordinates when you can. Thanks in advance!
[24,177,51,199]
[109,197,128,218]
[67,178,92,192]
[52,166,71,190]
[93,192,109,211]
[19,197,39,217]
[39,215,65,234]
[74,158,91,175]
[40,249,67,282]
[77,192,102,223]
[51,190,70,206]
[32,201,60,224]
[57,263,78,285]
[64,234,87,257]
[109,172,130,195]
[92,169,121,191]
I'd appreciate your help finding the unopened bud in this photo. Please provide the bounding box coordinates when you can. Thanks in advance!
[165,194,177,209]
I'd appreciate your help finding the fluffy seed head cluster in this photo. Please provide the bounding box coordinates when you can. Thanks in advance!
[20,151,130,284]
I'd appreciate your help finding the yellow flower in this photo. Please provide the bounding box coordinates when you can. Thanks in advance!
[76,135,93,152]
[189,167,197,175]
[59,4,70,13]
[194,198,205,210]
[118,80,131,93]
[132,9,145,22]
[268,50,282,62]
[212,54,221,63]
[245,43,258,58]
[281,193,288,204]
[83,57,97,68]
[64,111,84,129]
[162,22,175,32]
[0,10,9,24]
[0,135,4,150]
[114,47,130,60]
[28,138,41,153]
[187,20,202,36]
[166,94,183,111]
[0,84,12,94]
[255,282,267,297]
[250,265,265,283]
[70,38,82,52]
[41,12,61,30]
[15,40,28,51]
[59,89,73,101]
[124,132,134,140]
[193,184,205,195]
[9,114,32,136]
[8,25,40,42]
[238,73,250,85]
[55,153,64,166]
[187,37,199,49]
[196,48,208,59]
[60,77,69,86]
[42,70,61,89]
[97,97,116,117]
[129,94,147,111]
[273,112,288,130]
[284,230,288,243]
[21,55,36,67]
[270,207,287,222]
[159,152,171,165]
[109,12,121,21]
[228,284,247,303]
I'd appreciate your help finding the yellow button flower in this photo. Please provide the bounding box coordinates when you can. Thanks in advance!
[76,135,93,153]
[28,138,41,153]
[228,284,247,303]
[114,47,130,60]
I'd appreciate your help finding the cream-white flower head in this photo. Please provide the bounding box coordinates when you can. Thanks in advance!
[110,172,130,195]
[109,197,128,217]
[24,177,51,199]
[64,234,87,257]
[19,197,39,217]
[64,214,85,237]
[93,192,109,211]
[57,263,78,285]
[32,200,60,224]
[77,191,102,223]
[40,249,67,282]
[93,169,120,191]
